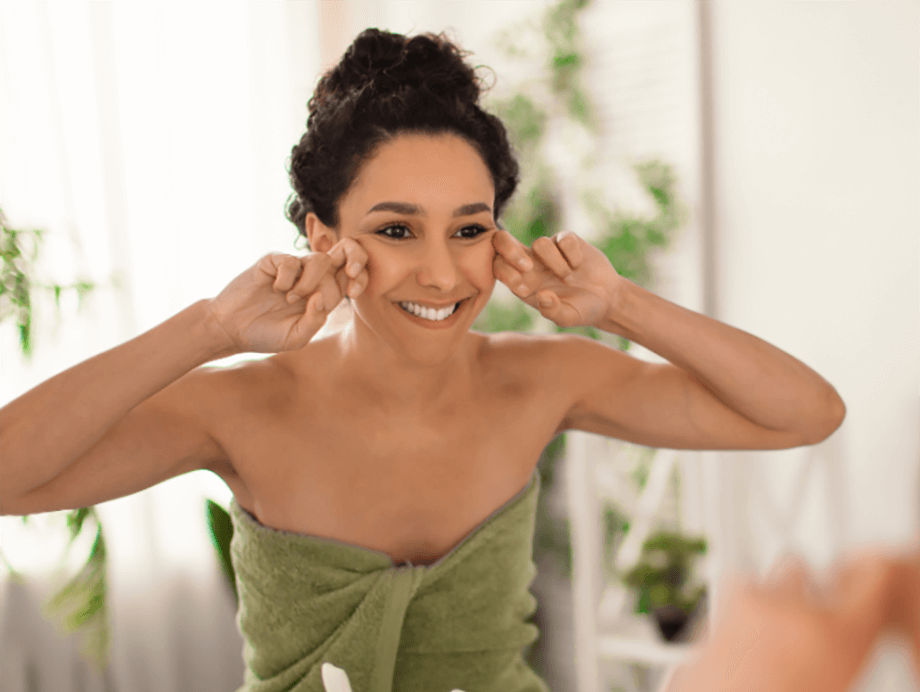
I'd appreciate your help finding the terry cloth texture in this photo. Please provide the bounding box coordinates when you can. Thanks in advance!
[228,468,549,692]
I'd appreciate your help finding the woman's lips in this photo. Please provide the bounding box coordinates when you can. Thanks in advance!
[394,298,470,329]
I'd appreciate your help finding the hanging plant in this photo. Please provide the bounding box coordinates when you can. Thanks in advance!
[0,206,111,672]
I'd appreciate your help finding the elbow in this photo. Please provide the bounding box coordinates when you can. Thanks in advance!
[826,387,847,434]
[805,388,846,445]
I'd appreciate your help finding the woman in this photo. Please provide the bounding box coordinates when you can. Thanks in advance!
[0,29,845,692]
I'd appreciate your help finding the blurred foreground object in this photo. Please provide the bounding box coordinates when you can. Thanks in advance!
[667,541,920,692]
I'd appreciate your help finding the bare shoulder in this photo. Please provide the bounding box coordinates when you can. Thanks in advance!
[471,329,613,420]
[188,355,307,505]
[477,330,650,433]
[475,328,620,376]
[198,355,299,419]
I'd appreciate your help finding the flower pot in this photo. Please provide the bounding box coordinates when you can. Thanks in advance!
[652,604,689,642]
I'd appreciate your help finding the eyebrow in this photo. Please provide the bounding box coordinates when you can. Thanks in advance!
[365,201,492,218]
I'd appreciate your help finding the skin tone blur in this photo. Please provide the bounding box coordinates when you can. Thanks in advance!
[669,544,920,692]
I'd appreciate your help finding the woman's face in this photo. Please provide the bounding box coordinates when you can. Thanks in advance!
[311,132,499,364]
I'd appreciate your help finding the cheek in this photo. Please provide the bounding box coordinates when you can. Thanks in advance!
[360,250,395,296]
[463,244,498,285]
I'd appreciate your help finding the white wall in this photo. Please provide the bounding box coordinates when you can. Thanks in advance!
[707,2,919,688]
[0,3,323,690]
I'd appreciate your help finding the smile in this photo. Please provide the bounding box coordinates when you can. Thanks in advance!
[395,298,469,327]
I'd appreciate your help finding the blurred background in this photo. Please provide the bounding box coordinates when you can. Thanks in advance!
[0,2,917,691]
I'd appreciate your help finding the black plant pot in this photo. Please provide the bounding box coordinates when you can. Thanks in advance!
[652,604,689,642]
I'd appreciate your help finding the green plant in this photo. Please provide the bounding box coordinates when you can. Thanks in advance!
[476,0,685,586]
[0,206,110,672]
[0,208,97,361]
[481,0,687,676]
[620,530,707,616]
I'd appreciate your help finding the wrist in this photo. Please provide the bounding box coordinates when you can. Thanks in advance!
[597,277,641,339]
[195,299,242,361]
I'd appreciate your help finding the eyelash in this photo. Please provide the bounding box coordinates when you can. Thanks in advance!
[375,223,489,241]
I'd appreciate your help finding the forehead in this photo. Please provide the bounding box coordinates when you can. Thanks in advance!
[340,133,495,218]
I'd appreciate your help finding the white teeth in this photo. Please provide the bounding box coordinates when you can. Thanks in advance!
[398,301,460,322]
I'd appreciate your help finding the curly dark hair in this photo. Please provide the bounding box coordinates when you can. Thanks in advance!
[285,28,520,243]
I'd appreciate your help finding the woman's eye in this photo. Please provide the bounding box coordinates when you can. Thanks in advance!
[455,224,488,239]
[377,224,411,239]
[375,223,488,240]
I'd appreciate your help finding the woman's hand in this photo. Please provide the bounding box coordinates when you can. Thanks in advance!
[205,238,369,354]
[491,229,625,328]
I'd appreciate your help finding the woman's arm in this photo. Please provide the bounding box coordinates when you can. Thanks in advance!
[491,230,845,449]
[0,299,233,511]
[597,279,845,444]
[1,244,361,514]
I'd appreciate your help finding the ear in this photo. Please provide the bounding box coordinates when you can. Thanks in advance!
[305,213,338,254]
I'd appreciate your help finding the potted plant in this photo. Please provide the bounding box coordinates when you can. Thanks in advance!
[621,530,707,642]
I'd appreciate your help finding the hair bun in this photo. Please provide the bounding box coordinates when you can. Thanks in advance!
[311,29,480,117]
[290,28,519,236]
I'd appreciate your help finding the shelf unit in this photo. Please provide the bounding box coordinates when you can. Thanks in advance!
[564,429,848,692]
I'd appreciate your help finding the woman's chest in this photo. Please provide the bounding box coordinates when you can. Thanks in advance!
[213,361,567,565]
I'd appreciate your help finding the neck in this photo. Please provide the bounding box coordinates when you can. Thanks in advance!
[332,315,480,415]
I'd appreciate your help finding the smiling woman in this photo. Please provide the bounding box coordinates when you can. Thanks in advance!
[0,26,850,692]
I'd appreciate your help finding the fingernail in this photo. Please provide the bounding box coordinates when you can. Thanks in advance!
[348,263,359,277]
[518,257,533,271]
[349,283,360,298]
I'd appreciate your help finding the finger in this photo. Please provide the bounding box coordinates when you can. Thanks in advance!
[536,290,579,327]
[331,262,351,299]
[329,261,366,300]
[290,290,328,343]
[340,238,369,279]
[326,239,369,299]
[492,229,533,271]
[265,254,303,292]
[554,231,585,268]
[325,241,349,272]
[340,239,369,297]
[536,291,556,315]
[347,269,367,299]
[533,236,574,283]
[316,271,344,314]
[285,254,331,303]
[326,236,367,272]
[493,254,529,297]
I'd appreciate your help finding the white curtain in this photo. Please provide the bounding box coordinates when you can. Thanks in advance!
[0,3,322,691]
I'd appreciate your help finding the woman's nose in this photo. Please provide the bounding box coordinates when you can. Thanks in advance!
[415,241,461,291]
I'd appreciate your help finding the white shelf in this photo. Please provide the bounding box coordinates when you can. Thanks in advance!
[597,635,693,666]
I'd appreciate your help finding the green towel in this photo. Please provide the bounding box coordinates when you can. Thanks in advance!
[228,468,550,692]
